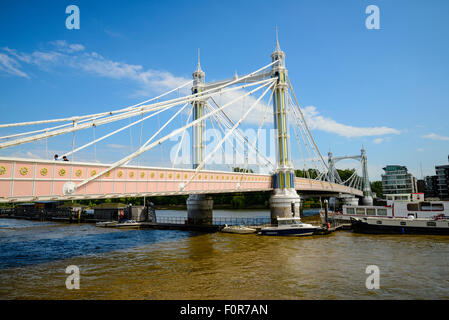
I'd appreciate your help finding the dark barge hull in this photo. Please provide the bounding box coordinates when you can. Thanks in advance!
[350,219,449,235]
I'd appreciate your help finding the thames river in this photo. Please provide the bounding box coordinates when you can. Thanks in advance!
[0,210,448,300]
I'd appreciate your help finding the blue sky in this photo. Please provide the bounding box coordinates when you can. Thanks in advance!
[0,0,448,181]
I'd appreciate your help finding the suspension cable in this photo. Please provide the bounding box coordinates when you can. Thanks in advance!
[75,80,275,190]
[181,82,275,191]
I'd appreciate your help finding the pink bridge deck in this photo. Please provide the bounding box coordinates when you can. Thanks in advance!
[0,157,362,203]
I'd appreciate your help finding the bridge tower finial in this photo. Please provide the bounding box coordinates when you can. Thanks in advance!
[196,48,202,72]
[275,26,280,51]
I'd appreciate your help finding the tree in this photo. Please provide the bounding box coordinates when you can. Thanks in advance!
[295,168,320,179]
[337,169,359,182]
[370,181,383,198]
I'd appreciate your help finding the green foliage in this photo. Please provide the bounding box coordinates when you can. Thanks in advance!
[337,168,359,182]
[295,168,320,179]
[370,181,383,198]
[302,198,322,209]
[231,195,246,209]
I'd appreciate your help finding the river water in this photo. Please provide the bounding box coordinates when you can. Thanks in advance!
[0,209,448,300]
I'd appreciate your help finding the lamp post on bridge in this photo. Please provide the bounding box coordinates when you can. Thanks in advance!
[268,34,301,222]
[186,52,213,225]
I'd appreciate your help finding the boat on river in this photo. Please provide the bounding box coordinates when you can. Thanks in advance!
[259,217,318,236]
[96,221,118,228]
[96,220,141,228]
[350,215,449,235]
[116,220,141,228]
[321,195,449,226]
[221,224,257,234]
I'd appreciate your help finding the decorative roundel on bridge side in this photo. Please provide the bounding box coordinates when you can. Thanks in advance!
[117,171,123,178]
[0,166,6,175]
[176,173,180,179]
[40,168,48,176]
[140,172,145,178]
[226,176,229,180]
[105,171,111,177]
[91,170,97,177]
[58,168,66,176]
[151,172,155,178]
[168,173,172,179]
[198,174,201,180]
[160,173,164,178]
[75,169,82,177]
[19,167,28,176]
[129,171,134,178]
[63,182,76,195]
[184,173,188,179]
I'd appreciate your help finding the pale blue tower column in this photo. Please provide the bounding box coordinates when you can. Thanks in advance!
[186,53,213,224]
[269,37,301,221]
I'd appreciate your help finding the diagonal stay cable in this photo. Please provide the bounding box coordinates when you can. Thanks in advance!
[74,79,276,190]
[180,82,275,191]
[0,78,274,150]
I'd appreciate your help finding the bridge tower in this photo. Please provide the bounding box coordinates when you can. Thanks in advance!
[186,52,213,224]
[328,151,335,183]
[361,146,373,205]
[269,34,301,221]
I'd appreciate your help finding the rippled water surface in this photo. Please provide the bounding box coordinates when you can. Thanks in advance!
[0,210,448,300]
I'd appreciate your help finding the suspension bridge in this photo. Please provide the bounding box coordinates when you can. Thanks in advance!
[0,36,372,223]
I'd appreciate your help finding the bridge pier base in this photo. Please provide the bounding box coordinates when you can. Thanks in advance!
[269,189,301,223]
[186,194,213,225]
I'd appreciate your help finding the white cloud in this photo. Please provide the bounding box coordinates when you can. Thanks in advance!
[421,133,449,141]
[50,40,85,53]
[373,138,384,144]
[1,41,190,97]
[417,148,424,152]
[0,53,30,78]
[302,106,401,138]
